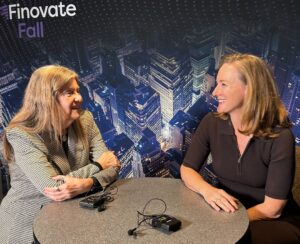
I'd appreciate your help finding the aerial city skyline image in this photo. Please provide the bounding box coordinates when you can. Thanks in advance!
[0,0,299,179]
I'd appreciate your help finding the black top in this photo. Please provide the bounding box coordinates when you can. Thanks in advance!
[183,112,296,209]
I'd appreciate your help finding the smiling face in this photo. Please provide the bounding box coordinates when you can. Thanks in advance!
[213,63,247,117]
[57,78,83,129]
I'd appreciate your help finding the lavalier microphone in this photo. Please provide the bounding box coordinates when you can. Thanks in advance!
[127,227,137,236]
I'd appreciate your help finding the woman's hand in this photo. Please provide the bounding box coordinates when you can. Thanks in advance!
[181,164,239,213]
[44,175,93,201]
[202,186,239,213]
[96,151,121,170]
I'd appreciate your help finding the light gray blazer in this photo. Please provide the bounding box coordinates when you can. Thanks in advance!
[0,110,118,244]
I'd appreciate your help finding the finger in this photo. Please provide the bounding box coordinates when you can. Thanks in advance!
[44,191,66,202]
[225,194,239,203]
[222,194,239,210]
[44,182,66,193]
[210,201,221,212]
[44,187,69,201]
[218,199,236,213]
[44,186,58,193]
[52,175,65,182]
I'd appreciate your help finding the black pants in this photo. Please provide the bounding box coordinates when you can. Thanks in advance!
[237,215,300,244]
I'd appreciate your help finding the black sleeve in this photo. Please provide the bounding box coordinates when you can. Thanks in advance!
[182,113,212,171]
[265,129,295,199]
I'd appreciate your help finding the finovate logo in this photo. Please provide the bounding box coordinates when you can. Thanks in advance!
[0,2,77,38]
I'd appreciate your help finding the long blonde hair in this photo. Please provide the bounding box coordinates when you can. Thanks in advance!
[216,53,291,137]
[3,65,87,162]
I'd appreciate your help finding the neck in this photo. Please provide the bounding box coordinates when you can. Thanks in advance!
[230,112,243,132]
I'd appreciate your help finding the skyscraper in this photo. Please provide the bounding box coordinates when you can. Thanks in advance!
[107,133,134,179]
[125,84,162,143]
[185,29,218,102]
[149,47,193,123]
[123,51,150,87]
[136,128,169,177]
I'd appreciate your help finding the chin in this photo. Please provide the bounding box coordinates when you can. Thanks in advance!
[217,106,225,113]
[217,104,230,113]
[72,110,81,116]
[72,114,80,120]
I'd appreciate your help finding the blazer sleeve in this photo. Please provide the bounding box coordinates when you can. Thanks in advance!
[75,110,118,186]
[6,128,63,192]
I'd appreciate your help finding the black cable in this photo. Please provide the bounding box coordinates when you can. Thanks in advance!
[128,198,167,236]
[141,198,167,216]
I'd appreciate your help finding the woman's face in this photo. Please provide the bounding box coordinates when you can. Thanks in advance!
[213,63,247,117]
[57,79,83,129]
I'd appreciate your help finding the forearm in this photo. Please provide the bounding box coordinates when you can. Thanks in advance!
[79,177,94,193]
[181,164,239,212]
[92,167,119,188]
[44,176,94,201]
[67,163,100,178]
[247,204,271,221]
[247,196,287,221]
[180,164,215,196]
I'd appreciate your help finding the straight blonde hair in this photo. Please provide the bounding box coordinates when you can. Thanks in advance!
[3,65,88,162]
[216,53,291,137]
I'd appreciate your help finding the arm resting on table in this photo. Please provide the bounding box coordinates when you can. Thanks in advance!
[181,165,238,213]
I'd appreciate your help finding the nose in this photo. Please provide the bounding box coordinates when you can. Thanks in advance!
[212,84,219,97]
[74,93,82,102]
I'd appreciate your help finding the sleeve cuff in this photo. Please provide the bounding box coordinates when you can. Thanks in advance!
[90,161,103,171]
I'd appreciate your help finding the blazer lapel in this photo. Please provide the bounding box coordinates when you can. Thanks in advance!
[67,125,85,170]
[41,133,71,175]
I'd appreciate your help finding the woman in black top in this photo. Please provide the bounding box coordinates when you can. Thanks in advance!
[181,53,300,243]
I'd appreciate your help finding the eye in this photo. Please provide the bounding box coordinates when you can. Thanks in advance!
[221,82,228,87]
[63,89,75,97]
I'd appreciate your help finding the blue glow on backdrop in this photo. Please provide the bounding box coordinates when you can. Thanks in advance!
[0,0,299,178]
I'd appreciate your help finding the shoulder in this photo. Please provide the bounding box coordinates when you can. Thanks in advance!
[198,112,225,129]
[273,127,295,146]
[80,109,93,120]
[194,112,222,138]
[5,127,44,149]
[79,110,94,125]
[6,127,32,140]
[201,112,219,124]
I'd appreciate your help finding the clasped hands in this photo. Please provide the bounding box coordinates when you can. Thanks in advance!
[44,151,120,201]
